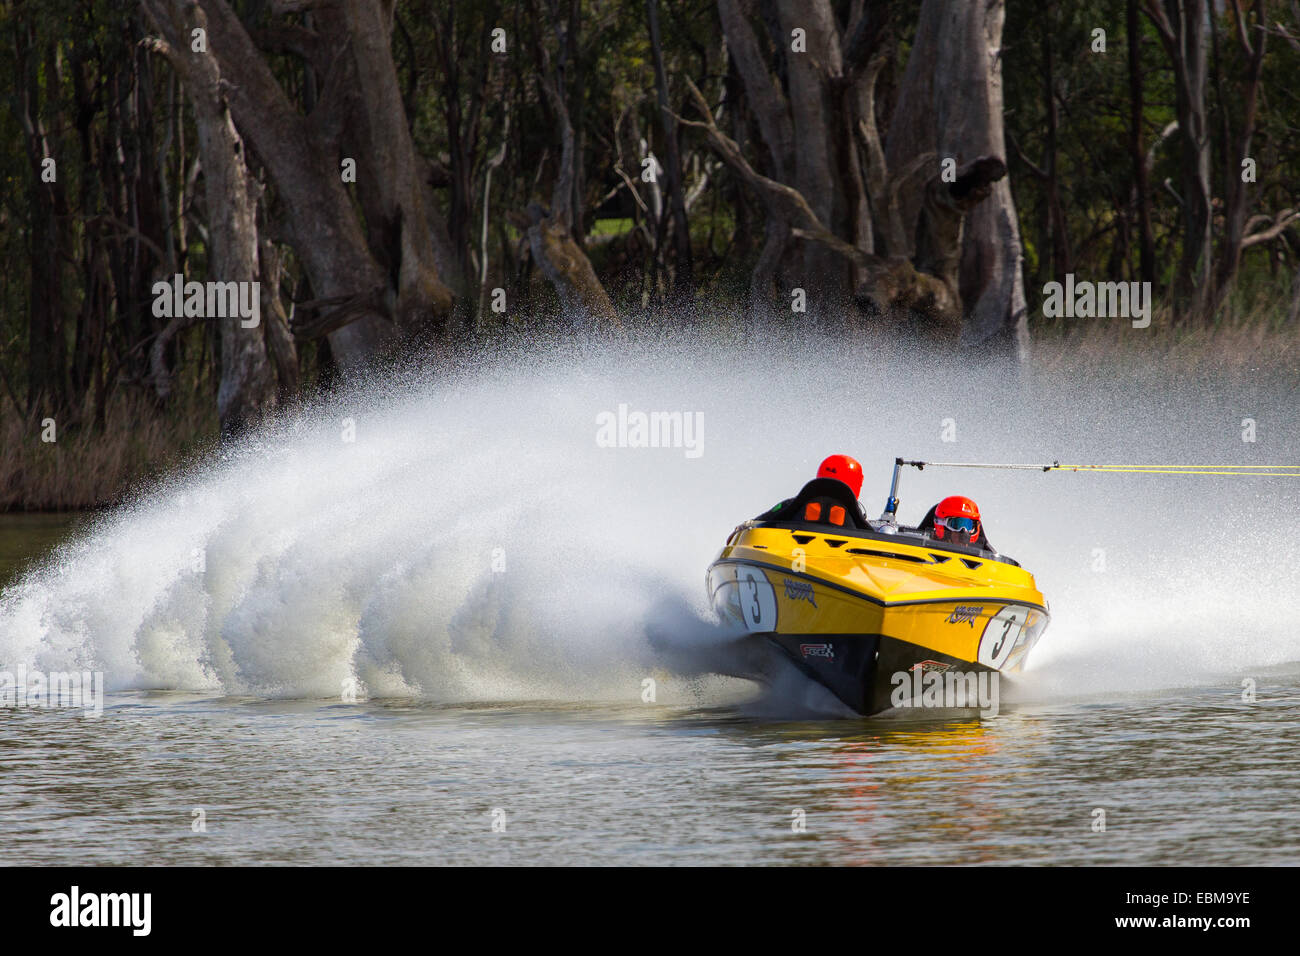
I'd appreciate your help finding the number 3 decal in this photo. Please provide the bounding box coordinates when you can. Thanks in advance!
[735,566,777,633]
[978,606,1026,668]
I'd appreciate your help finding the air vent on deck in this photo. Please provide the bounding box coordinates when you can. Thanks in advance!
[847,548,929,564]
[961,558,983,569]
[792,534,815,544]
[824,539,846,548]
[929,554,951,564]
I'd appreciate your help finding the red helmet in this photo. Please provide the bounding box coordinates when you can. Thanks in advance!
[816,454,864,497]
[933,495,980,544]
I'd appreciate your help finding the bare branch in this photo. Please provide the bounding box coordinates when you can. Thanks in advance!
[85,212,170,263]
[1242,209,1300,248]
[1162,176,1186,208]
[291,287,392,340]
[612,165,651,214]
[1271,19,1300,52]
[1229,0,1254,56]
[1007,131,1048,181]
[673,79,870,272]
[1141,0,1176,47]
[1147,120,1179,175]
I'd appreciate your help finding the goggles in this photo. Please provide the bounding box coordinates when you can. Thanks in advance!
[939,516,978,534]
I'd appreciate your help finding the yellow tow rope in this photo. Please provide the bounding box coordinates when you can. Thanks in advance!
[907,460,1300,478]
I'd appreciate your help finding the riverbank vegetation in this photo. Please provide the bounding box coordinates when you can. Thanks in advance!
[2,0,1298,509]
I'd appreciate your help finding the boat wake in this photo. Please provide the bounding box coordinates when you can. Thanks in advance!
[2,330,1297,711]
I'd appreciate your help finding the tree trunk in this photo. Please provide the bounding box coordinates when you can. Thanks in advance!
[189,0,459,367]
[1145,0,1212,320]
[891,0,1029,357]
[525,8,618,329]
[339,0,457,342]
[717,0,793,183]
[774,0,852,303]
[706,0,1014,343]
[16,28,71,415]
[716,0,794,302]
[647,0,694,299]
[142,0,276,434]
[1042,5,1072,284]
[1209,0,1268,316]
[1128,0,1157,286]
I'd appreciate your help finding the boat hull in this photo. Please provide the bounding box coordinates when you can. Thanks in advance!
[706,524,1050,715]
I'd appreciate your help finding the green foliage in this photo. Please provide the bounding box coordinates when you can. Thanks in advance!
[2,0,1298,509]
[1004,0,1298,329]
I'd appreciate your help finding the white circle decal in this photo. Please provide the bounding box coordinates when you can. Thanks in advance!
[978,606,1026,668]
[735,566,778,633]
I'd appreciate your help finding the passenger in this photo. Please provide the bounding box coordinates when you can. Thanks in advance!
[813,454,863,497]
[916,495,995,551]
[757,454,866,525]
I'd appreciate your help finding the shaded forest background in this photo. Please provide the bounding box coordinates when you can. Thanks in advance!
[2,0,1300,508]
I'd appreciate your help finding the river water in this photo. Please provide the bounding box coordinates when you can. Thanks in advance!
[2,333,1298,865]
[2,686,1297,865]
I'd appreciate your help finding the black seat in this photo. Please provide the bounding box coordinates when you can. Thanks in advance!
[769,478,869,530]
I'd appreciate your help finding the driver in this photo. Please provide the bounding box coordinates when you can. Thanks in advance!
[916,495,995,551]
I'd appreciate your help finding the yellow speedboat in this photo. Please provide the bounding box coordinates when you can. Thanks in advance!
[706,459,1050,715]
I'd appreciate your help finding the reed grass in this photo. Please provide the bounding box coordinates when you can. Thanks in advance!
[1,388,217,512]
[1029,279,1300,377]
